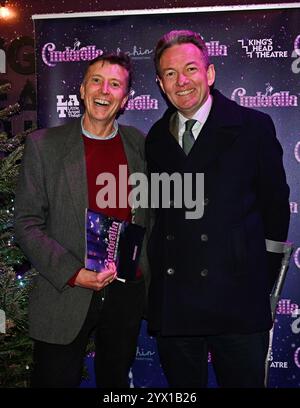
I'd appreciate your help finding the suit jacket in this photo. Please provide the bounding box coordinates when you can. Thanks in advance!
[14,118,150,344]
[145,89,290,336]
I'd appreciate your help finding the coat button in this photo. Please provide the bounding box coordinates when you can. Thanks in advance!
[167,268,175,276]
[201,234,208,242]
[166,234,175,241]
[204,198,209,206]
[200,269,208,277]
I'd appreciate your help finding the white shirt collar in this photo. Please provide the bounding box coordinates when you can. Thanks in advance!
[178,94,213,146]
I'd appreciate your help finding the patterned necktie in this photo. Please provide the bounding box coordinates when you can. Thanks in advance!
[182,119,197,155]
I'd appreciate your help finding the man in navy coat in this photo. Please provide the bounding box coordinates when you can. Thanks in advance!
[145,30,290,387]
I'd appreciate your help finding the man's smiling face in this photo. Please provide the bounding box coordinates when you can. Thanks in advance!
[157,43,215,118]
[80,61,129,134]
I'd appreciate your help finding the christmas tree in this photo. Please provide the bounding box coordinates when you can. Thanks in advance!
[0,83,37,388]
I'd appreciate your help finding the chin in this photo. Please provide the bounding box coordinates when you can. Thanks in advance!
[180,105,197,114]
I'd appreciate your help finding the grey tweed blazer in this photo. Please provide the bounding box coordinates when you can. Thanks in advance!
[14,118,150,344]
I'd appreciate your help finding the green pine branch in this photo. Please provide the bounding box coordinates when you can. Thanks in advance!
[0,83,36,388]
[0,145,24,194]
[0,266,37,387]
[0,103,20,121]
[0,127,36,153]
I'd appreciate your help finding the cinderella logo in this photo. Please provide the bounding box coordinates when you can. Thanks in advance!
[42,39,103,67]
[125,89,158,111]
[231,83,298,107]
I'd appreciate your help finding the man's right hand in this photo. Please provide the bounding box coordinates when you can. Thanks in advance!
[74,268,117,291]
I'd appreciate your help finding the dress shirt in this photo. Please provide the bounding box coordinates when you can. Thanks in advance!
[178,94,213,148]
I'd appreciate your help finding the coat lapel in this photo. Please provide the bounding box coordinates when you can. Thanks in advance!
[146,109,187,173]
[119,125,145,175]
[169,111,179,142]
[181,90,242,171]
[151,91,243,173]
[62,119,88,231]
[62,122,145,232]
[118,125,147,225]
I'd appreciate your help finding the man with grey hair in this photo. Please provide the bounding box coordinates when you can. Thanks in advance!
[145,30,290,387]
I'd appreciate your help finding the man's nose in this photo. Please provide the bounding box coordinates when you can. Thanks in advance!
[177,73,189,86]
[101,81,109,94]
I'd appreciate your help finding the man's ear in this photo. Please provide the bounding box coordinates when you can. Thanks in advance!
[156,75,165,94]
[207,64,216,87]
[121,94,129,109]
[80,83,85,100]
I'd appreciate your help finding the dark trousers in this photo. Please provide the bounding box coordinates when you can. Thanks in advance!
[157,331,269,388]
[31,279,145,388]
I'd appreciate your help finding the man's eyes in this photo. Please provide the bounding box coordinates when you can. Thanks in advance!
[187,66,197,72]
[163,66,197,79]
[164,71,176,78]
[90,78,121,88]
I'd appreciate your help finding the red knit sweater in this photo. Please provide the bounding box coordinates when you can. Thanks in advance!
[83,133,131,220]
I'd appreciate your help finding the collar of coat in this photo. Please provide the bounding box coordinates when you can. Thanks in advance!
[148,89,243,172]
